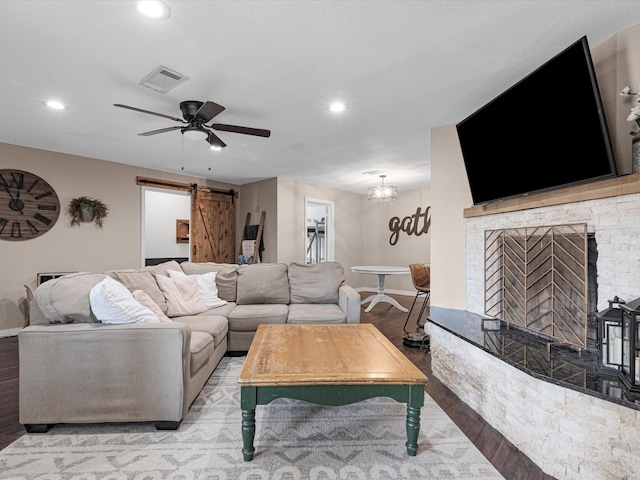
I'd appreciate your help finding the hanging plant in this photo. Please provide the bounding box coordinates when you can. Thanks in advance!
[68,196,109,228]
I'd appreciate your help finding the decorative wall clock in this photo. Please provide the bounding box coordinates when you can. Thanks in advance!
[0,169,60,241]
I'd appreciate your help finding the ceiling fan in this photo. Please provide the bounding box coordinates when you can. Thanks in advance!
[114,100,271,148]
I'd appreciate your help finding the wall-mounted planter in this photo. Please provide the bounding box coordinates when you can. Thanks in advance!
[68,196,109,228]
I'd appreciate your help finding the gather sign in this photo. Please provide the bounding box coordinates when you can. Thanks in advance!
[388,206,431,246]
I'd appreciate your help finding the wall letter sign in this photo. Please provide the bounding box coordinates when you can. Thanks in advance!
[388,206,431,246]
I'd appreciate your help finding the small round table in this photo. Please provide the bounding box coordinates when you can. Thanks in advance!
[351,265,411,313]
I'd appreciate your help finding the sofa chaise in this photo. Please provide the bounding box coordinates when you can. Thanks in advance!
[19,260,360,432]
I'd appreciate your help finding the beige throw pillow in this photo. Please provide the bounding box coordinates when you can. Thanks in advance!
[155,274,207,317]
[167,269,227,309]
[180,262,238,302]
[132,290,172,322]
[110,270,168,313]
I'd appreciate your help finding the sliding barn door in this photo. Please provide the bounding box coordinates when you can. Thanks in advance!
[191,189,235,263]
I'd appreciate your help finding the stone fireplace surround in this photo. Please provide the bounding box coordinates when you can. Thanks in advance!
[429,188,640,480]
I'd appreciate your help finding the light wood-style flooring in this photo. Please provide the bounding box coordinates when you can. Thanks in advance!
[0,292,554,479]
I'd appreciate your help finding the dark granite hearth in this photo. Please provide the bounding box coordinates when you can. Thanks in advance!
[428,306,640,411]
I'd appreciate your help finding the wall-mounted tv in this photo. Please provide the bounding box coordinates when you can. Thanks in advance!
[456,36,618,206]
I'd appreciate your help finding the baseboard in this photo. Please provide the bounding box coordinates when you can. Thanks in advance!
[0,328,21,338]
[355,287,416,297]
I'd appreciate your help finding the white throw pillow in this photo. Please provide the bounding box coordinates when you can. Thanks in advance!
[155,274,208,317]
[89,277,160,324]
[167,269,227,309]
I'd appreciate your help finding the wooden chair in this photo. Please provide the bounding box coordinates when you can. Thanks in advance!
[402,264,430,349]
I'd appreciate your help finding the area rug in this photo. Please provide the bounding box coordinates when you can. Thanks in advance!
[0,357,502,479]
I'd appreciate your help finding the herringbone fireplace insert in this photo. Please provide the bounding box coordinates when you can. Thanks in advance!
[484,223,593,350]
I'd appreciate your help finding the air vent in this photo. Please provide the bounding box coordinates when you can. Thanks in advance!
[138,66,188,93]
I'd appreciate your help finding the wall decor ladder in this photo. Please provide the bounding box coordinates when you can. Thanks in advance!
[239,211,265,264]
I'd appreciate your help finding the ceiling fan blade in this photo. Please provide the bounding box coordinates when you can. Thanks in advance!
[114,103,185,123]
[196,101,226,123]
[138,126,183,136]
[206,130,227,148]
[210,123,271,138]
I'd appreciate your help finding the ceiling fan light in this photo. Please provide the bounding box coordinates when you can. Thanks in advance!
[182,128,208,141]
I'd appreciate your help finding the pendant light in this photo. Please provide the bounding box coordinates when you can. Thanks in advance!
[368,175,398,202]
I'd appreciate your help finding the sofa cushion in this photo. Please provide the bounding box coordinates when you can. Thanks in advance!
[202,301,236,318]
[144,260,183,277]
[288,262,345,304]
[34,272,107,323]
[236,263,289,305]
[110,270,168,313]
[89,277,160,324]
[167,269,227,309]
[155,275,207,317]
[227,304,289,331]
[287,304,347,324]
[132,290,172,322]
[180,262,238,302]
[174,314,228,347]
[190,331,215,376]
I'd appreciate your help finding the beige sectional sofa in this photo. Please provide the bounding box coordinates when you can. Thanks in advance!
[19,260,360,432]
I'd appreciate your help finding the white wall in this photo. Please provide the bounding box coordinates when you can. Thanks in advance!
[238,178,432,291]
[144,189,190,260]
[361,187,431,293]
[276,177,364,287]
[430,125,471,309]
[236,178,278,263]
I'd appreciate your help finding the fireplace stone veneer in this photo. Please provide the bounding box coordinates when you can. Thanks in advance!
[455,190,640,479]
[428,314,639,480]
[466,192,640,325]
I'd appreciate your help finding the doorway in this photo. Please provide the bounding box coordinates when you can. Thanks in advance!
[142,188,191,266]
[305,198,334,264]
[141,180,237,266]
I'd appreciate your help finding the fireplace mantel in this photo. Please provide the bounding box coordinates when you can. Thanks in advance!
[464,173,640,218]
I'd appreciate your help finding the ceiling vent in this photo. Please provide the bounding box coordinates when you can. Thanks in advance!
[138,66,188,94]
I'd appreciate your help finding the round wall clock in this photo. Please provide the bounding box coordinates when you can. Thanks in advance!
[0,169,60,241]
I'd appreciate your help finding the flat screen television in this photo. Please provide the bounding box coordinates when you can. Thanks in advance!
[456,36,618,205]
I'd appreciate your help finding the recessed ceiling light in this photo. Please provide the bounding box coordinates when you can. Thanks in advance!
[329,102,346,113]
[46,100,66,110]
[135,1,171,20]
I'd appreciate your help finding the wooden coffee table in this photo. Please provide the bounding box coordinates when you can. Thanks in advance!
[238,323,427,461]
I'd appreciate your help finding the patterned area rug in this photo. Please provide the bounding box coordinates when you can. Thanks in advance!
[0,357,502,479]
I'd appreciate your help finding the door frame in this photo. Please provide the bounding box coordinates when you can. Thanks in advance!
[141,186,191,267]
[304,197,334,263]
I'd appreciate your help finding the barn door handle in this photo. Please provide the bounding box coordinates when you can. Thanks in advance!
[193,246,197,255]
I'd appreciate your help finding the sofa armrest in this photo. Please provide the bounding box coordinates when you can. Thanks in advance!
[339,284,361,324]
[19,322,192,426]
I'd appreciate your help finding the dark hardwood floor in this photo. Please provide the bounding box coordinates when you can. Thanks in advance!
[0,335,22,450]
[0,293,554,479]
[360,293,554,480]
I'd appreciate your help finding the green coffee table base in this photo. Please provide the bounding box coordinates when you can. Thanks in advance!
[241,383,424,461]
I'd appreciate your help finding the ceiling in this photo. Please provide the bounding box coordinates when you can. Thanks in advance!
[1,1,639,195]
